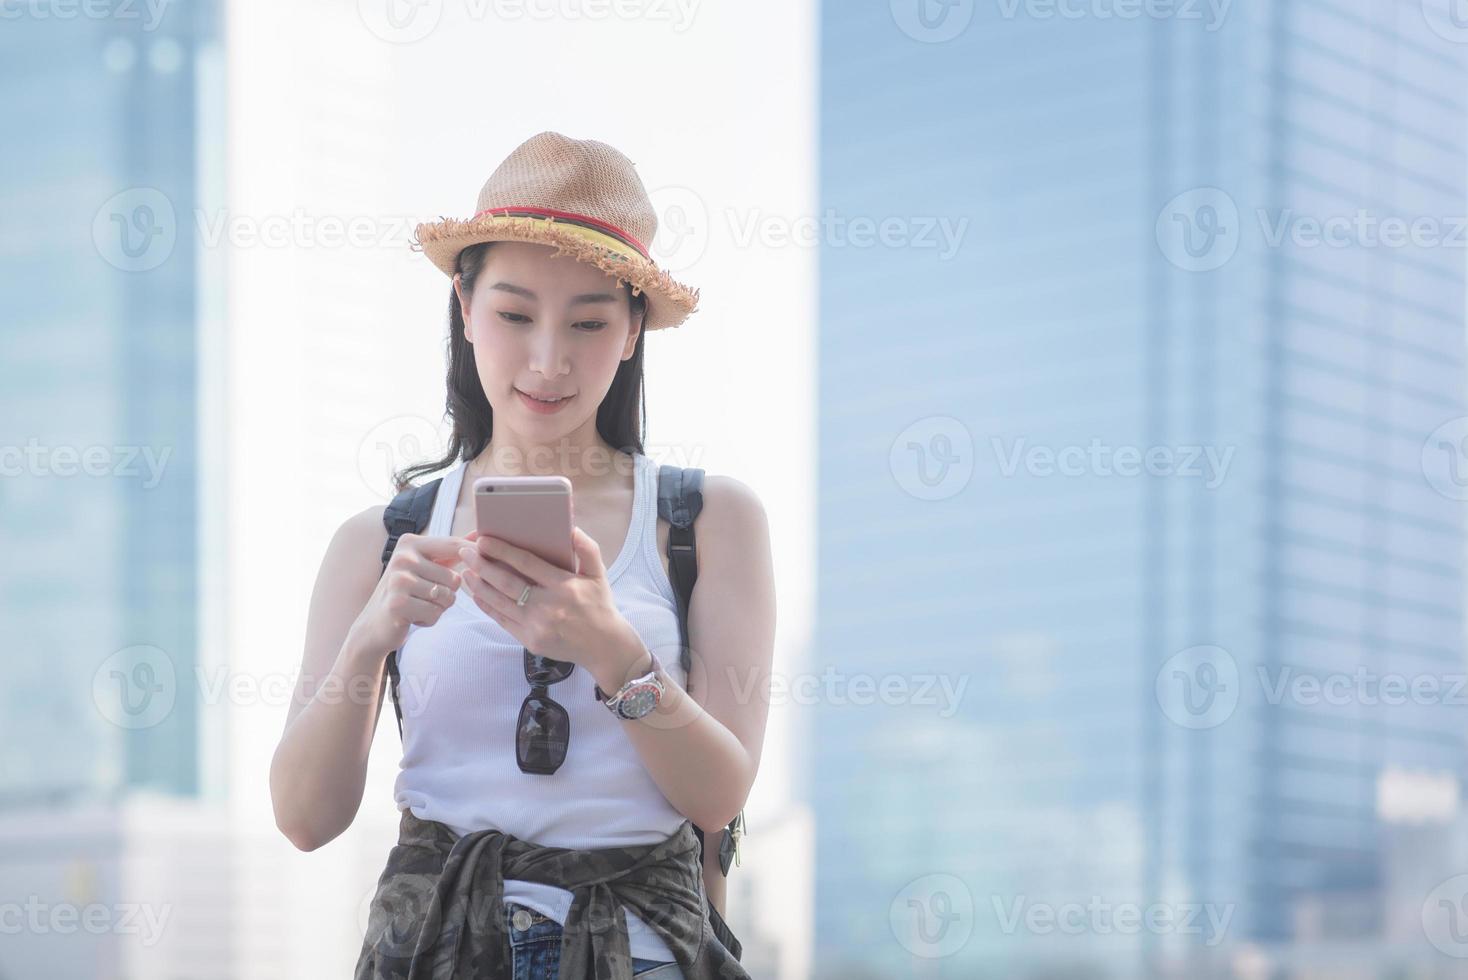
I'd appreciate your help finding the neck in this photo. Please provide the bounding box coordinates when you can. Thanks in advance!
[467,437,636,497]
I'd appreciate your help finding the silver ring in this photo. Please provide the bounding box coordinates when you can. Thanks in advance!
[516,584,533,608]
[430,584,447,603]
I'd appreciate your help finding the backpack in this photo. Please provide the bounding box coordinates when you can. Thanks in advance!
[378,461,746,961]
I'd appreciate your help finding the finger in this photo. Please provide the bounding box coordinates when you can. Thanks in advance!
[461,566,526,628]
[570,526,606,578]
[474,535,569,587]
[399,595,450,627]
[409,577,458,609]
[407,556,463,592]
[458,545,526,600]
[408,534,475,568]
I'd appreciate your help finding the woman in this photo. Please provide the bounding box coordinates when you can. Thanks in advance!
[269,132,775,979]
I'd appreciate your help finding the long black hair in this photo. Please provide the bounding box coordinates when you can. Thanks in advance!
[391,241,650,492]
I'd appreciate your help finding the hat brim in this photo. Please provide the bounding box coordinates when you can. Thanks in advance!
[411,213,700,331]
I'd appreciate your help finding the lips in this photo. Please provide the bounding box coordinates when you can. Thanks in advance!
[515,387,575,414]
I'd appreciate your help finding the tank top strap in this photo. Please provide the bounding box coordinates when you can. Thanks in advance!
[431,458,468,537]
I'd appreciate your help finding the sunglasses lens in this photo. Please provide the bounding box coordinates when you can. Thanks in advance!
[523,649,575,685]
[517,695,569,774]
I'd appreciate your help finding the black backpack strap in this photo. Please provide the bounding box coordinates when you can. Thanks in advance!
[379,477,443,740]
[657,463,704,691]
[656,463,747,954]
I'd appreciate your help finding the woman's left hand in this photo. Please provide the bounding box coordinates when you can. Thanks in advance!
[456,527,635,672]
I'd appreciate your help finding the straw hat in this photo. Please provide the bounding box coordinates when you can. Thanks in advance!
[410,131,700,331]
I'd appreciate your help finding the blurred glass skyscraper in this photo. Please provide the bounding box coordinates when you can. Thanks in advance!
[814,2,1468,977]
[1,0,223,807]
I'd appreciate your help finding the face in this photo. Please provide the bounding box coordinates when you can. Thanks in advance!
[454,241,643,438]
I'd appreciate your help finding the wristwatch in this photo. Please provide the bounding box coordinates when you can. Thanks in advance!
[596,650,665,720]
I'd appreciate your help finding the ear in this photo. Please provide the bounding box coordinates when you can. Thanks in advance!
[454,273,473,344]
[621,302,645,360]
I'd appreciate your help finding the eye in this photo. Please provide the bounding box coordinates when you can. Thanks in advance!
[497,312,605,332]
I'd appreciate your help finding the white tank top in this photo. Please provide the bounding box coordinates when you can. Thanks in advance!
[391,451,688,962]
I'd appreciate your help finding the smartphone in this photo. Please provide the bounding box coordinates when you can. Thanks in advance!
[472,475,575,573]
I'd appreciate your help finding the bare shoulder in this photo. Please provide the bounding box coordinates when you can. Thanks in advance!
[652,471,771,585]
[695,474,772,579]
[341,504,389,557]
[346,503,388,536]
[698,474,770,538]
[323,504,391,590]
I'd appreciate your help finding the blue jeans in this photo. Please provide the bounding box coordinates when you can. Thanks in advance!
[505,901,685,979]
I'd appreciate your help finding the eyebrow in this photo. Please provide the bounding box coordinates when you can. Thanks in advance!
[487,281,619,305]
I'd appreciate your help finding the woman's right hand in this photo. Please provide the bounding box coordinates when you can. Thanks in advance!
[348,533,466,661]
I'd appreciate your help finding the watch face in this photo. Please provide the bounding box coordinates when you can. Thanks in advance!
[619,685,659,719]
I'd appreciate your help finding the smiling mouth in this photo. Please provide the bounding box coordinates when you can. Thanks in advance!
[515,388,577,413]
[516,388,573,403]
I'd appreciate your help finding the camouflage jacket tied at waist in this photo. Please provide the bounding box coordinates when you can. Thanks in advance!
[355,808,752,980]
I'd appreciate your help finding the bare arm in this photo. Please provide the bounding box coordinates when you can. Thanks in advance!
[591,474,776,884]
[269,506,391,852]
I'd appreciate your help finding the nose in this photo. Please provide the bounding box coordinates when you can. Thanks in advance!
[526,322,570,380]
